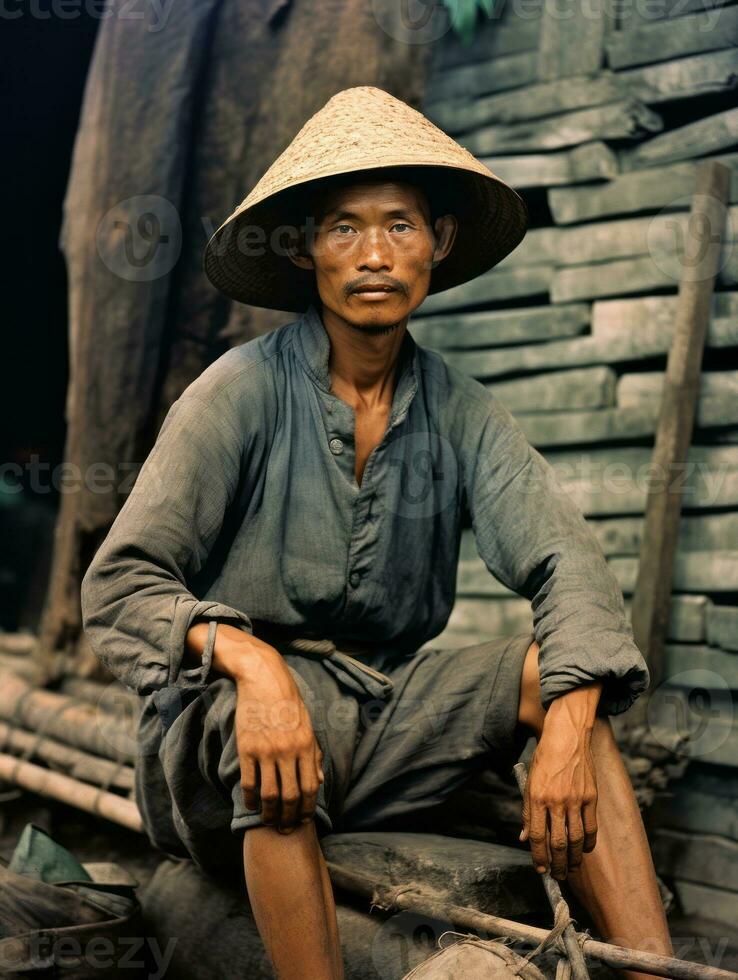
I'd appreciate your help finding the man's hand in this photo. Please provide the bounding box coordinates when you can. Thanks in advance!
[234,640,324,834]
[185,624,324,834]
[519,681,602,880]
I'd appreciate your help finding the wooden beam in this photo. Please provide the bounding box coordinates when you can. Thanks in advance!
[629,161,732,700]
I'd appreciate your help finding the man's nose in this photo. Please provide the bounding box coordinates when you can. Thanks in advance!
[357,228,393,271]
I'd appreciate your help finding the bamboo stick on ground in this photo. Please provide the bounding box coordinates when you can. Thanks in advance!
[0,668,137,764]
[0,721,134,790]
[326,862,738,980]
[0,753,142,833]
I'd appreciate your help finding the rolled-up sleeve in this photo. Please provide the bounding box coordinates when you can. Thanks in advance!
[463,394,650,715]
[80,385,255,695]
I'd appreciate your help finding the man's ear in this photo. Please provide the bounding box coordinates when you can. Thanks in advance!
[285,227,314,271]
[430,214,458,269]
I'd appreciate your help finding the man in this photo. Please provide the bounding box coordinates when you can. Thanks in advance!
[81,87,673,980]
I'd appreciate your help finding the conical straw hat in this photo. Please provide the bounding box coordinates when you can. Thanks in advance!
[203,85,528,312]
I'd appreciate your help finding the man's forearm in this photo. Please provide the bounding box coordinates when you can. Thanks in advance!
[184,622,259,681]
[542,679,604,740]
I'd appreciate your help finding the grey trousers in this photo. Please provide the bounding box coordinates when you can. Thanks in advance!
[135,631,535,875]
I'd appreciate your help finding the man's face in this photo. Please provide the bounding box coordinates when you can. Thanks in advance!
[289,177,457,330]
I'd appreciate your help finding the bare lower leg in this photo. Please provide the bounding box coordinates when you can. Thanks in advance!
[566,716,673,980]
[243,822,344,980]
[518,644,672,980]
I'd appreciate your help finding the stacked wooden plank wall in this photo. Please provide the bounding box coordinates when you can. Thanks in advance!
[416,0,738,928]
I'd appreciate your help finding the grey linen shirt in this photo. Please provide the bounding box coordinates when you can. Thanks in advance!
[80,302,649,716]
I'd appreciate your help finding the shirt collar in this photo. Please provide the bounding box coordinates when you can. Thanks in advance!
[295,302,420,425]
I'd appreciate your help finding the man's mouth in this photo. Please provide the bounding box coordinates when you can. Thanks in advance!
[352,285,397,295]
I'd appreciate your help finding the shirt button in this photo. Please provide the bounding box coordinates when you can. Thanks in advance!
[329,437,344,455]
[349,570,361,588]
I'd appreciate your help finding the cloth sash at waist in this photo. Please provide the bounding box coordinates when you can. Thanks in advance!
[251,622,395,701]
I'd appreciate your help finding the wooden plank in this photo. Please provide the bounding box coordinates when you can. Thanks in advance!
[549,153,738,225]
[619,49,738,104]
[592,292,738,340]
[614,551,738,593]
[606,7,738,69]
[456,550,738,596]
[417,264,553,315]
[537,0,607,80]
[425,52,538,102]
[487,366,617,413]
[653,830,738,894]
[544,444,738,516]
[555,206,738,265]
[552,206,738,266]
[629,162,732,693]
[480,142,618,188]
[461,99,662,154]
[619,0,735,23]
[436,593,707,644]
[408,303,589,350]
[673,880,738,929]
[706,605,738,652]
[552,245,737,302]
[621,108,738,170]
[510,396,738,449]
[591,513,738,555]
[437,311,738,380]
[436,10,542,69]
[665,643,738,686]
[618,370,738,408]
[517,405,658,447]
[426,73,623,132]
[651,766,738,839]
[495,227,561,267]
[648,692,737,766]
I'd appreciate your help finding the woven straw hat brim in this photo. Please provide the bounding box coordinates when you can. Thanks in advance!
[203,87,528,313]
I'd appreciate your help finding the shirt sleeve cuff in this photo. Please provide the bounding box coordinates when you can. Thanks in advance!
[169,596,254,688]
[539,659,651,716]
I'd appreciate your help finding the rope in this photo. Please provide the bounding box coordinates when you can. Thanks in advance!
[369,882,420,915]
[435,901,583,978]
[511,899,575,970]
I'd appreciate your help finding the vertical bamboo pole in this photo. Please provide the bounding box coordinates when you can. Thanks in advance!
[629,161,731,714]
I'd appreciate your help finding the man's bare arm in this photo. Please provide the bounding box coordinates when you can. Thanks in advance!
[184,621,263,680]
[184,622,325,834]
[520,679,604,879]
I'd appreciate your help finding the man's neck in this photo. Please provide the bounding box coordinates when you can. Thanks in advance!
[319,304,409,411]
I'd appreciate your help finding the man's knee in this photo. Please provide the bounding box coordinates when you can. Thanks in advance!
[517,639,546,735]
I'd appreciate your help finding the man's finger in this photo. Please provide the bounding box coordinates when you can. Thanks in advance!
[549,806,568,880]
[240,755,259,812]
[258,760,280,826]
[582,797,598,852]
[528,795,549,873]
[276,757,301,832]
[297,751,319,824]
[567,807,585,871]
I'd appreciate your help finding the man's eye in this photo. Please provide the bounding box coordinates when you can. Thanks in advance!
[392,223,410,232]
[336,224,355,234]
